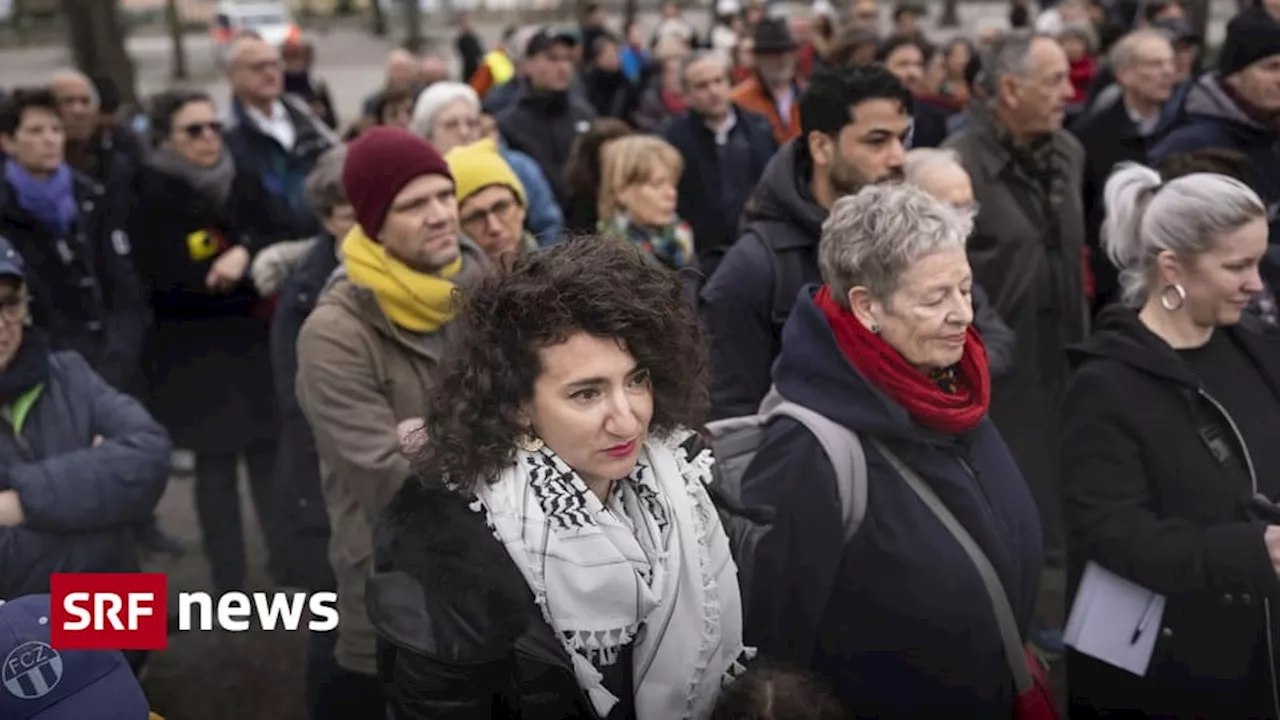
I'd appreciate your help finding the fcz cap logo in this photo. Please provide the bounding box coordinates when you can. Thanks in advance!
[2,641,63,700]
[50,573,168,651]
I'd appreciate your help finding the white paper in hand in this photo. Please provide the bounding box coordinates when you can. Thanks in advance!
[1064,561,1166,677]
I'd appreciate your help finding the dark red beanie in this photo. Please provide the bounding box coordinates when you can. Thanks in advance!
[342,127,453,238]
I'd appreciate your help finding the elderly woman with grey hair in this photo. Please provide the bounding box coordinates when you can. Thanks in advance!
[1063,164,1280,720]
[410,81,563,245]
[740,182,1045,718]
[905,147,1018,379]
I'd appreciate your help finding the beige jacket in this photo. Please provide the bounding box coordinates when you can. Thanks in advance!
[295,240,488,675]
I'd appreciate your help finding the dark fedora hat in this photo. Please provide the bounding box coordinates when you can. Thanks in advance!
[753,17,798,54]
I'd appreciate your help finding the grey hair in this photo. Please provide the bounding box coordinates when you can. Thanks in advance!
[1107,29,1173,73]
[679,50,728,90]
[305,145,349,218]
[1103,163,1266,308]
[410,82,480,139]
[903,147,964,186]
[819,182,973,307]
[976,29,1051,98]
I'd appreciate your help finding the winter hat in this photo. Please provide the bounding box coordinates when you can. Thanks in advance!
[1219,6,1280,77]
[342,127,453,238]
[753,17,798,54]
[0,595,150,720]
[445,137,527,206]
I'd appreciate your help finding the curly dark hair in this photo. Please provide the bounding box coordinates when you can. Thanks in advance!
[416,235,709,491]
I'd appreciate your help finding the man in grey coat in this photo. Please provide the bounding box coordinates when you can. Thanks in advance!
[945,30,1088,566]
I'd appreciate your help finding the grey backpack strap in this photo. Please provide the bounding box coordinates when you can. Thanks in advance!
[870,439,1032,694]
[762,391,868,543]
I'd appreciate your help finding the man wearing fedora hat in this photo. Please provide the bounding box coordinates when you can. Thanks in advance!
[731,17,803,144]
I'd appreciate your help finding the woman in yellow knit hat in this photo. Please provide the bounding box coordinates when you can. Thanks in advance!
[445,138,539,267]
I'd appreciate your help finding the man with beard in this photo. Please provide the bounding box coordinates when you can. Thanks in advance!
[702,66,911,420]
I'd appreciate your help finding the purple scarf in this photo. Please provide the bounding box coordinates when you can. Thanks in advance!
[4,160,76,237]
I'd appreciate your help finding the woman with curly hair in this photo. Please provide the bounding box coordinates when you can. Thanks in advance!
[369,236,749,720]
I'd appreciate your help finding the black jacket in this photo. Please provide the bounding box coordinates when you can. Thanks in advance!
[0,173,147,392]
[270,234,339,592]
[222,96,337,240]
[456,31,485,85]
[497,87,597,210]
[702,142,1017,421]
[1071,97,1155,312]
[582,69,640,123]
[910,98,952,149]
[660,105,776,273]
[129,162,283,454]
[1062,307,1280,720]
[0,350,171,599]
[741,287,1043,719]
[370,479,627,720]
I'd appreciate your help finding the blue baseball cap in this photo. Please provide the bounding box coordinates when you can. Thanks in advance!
[0,236,25,281]
[0,595,150,720]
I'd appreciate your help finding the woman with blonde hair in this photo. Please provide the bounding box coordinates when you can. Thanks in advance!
[598,135,694,270]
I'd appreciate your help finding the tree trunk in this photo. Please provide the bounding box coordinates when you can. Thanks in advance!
[401,0,422,53]
[369,0,387,36]
[939,0,960,27]
[61,0,138,108]
[164,0,188,80]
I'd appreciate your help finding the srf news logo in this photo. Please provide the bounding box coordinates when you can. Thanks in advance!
[48,574,338,651]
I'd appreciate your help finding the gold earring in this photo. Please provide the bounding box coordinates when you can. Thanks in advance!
[518,435,545,452]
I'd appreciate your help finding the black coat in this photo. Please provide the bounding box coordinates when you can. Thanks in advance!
[1062,308,1280,720]
[582,69,640,123]
[370,479,629,720]
[0,173,147,393]
[270,234,339,592]
[660,105,777,273]
[129,163,283,453]
[222,96,337,240]
[456,31,484,83]
[498,89,597,210]
[741,287,1043,719]
[1071,97,1152,312]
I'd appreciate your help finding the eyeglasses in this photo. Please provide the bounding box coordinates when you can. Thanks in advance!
[243,59,284,73]
[179,121,223,139]
[460,197,519,230]
[0,294,29,325]
[437,116,481,134]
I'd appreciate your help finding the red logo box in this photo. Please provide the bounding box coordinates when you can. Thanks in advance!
[49,573,169,650]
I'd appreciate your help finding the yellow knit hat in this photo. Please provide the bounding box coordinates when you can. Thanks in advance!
[445,137,527,207]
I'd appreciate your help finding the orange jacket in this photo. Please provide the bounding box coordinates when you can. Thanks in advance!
[730,75,802,145]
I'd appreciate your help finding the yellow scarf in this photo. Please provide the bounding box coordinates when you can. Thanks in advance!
[342,226,463,333]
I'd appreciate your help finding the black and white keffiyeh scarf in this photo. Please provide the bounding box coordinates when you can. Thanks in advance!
[472,430,750,719]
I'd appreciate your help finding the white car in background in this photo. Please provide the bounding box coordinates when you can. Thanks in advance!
[211,1,301,66]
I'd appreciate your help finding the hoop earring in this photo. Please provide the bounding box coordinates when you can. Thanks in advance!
[1159,283,1186,312]
[518,434,545,453]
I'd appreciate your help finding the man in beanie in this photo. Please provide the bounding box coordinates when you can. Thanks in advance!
[294,127,489,718]
[1151,6,1280,242]
[445,137,536,266]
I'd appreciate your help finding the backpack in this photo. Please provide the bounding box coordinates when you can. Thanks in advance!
[705,386,868,613]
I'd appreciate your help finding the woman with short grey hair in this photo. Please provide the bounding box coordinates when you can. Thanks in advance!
[741,182,1045,718]
[1063,163,1280,719]
[904,147,1018,378]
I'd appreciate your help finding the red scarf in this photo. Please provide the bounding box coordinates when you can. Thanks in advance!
[814,285,991,435]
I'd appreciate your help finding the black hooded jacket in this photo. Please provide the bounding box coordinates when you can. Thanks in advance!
[1062,306,1280,720]
[701,141,1017,421]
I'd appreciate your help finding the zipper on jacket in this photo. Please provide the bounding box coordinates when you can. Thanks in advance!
[1197,388,1280,717]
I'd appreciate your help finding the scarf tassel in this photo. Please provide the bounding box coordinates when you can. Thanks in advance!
[571,651,621,717]
[564,627,636,667]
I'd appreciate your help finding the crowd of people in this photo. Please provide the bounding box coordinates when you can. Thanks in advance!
[3,0,1280,717]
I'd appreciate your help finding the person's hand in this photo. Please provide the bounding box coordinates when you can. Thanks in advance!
[0,490,25,526]
[398,418,427,456]
[1266,526,1280,574]
[206,246,251,293]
